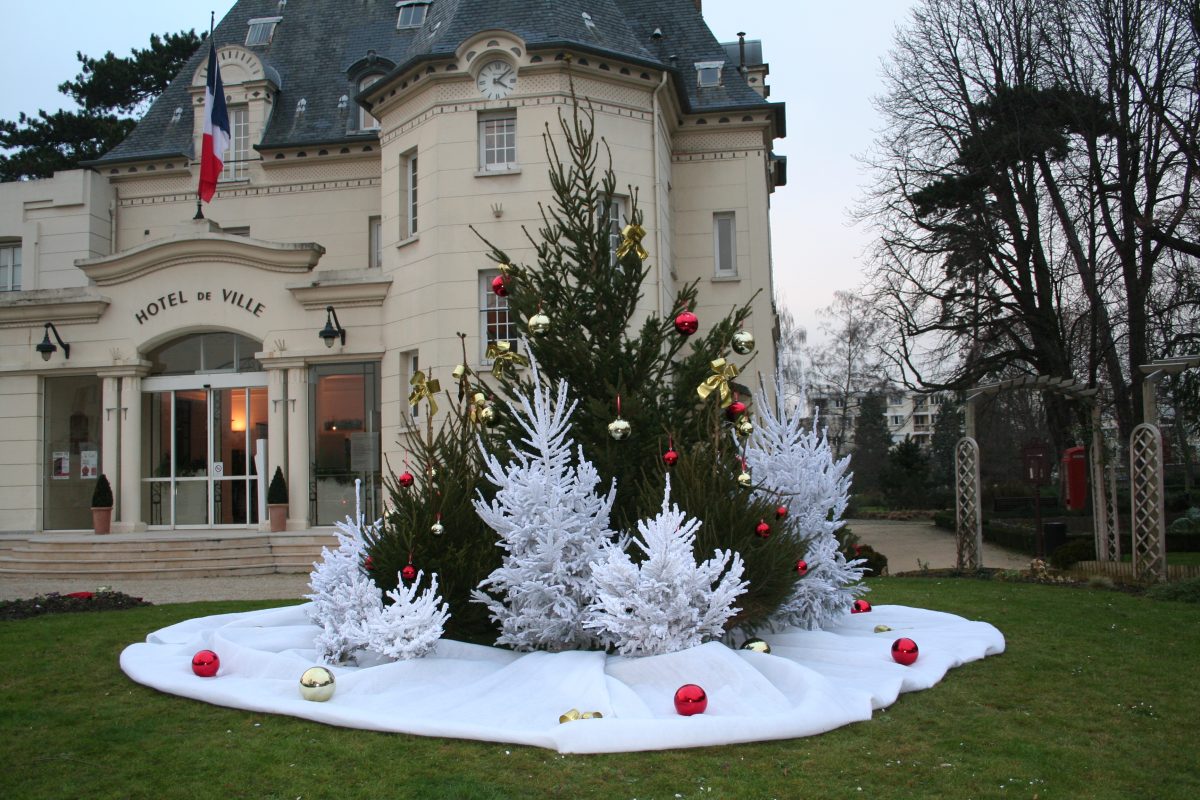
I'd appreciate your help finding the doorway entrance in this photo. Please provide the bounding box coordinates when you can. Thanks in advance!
[141,375,268,528]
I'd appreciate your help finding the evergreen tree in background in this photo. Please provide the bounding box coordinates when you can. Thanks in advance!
[476,93,804,632]
[1,31,203,180]
[929,400,963,496]
[850,394,891,495]
[883,437,931,509]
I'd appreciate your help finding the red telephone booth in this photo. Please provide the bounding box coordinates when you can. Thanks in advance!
[1061,446,1087,511]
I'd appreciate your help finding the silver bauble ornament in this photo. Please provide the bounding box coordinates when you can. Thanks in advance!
[736,417,754,436]
[740,637,771,654]
[431,522,445,536]
[528,313,551,336]
[731,330,755,355]
[608,418,631,440]
[737,471,752,487]
[299,666,336,702]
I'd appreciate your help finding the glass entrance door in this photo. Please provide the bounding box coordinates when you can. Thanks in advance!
[142,377,267,528]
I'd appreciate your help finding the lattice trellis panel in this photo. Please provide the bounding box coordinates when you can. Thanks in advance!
[1129,423,1166,581]
[1090,439,1116,562]
[1103,462,1121,562]
[955,437,983,570]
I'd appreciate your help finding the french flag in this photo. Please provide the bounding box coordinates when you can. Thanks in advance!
[198,41,230,203]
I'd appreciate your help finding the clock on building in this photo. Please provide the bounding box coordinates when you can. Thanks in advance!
[476,59,517,99]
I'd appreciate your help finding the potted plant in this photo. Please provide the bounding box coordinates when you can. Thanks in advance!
[91,474,114,534]
[267,467,289,532]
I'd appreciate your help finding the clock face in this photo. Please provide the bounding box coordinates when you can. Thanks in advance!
[476,59,517,100]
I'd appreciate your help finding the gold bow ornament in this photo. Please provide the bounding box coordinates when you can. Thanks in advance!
[696,358,739,408]
[616,223,649,261]
[486,341,529,378]
[408,370,441,417]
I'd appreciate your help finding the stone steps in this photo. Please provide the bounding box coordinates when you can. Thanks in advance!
[0,530,338,578]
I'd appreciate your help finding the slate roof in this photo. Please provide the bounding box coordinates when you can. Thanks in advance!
[94,0,782,167]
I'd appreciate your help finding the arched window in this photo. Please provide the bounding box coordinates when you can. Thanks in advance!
[146,332,263,376]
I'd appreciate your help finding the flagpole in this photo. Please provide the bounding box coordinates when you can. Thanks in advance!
[194,11,216,221]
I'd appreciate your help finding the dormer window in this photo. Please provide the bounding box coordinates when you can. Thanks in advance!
[396,1,431,29]
[695,60,724,87]
[245,16,281,46]
[358,75,382,130]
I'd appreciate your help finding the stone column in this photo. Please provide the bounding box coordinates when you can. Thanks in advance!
[101,376,121,517]
[286,365,310,529]
[267,366,288,488]
[116,374,145,532]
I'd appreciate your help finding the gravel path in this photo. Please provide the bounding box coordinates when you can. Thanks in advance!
[0,520,1032,604]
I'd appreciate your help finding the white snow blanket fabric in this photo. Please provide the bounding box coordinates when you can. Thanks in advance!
[120,603,1004,753]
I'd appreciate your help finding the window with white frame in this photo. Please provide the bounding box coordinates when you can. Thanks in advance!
[401,150,418,239]
[220,106,249,182]
[0,243,20,291]
[245,17,281,46]
[368,216,382,268]
[403,350,420,421]
[479,270,517,362]
[695,61,724,87]
[478,111,517,171]
[359,75,382,131]
[600,195,627,266]
[396,1,430,28]
[713,211,736,276]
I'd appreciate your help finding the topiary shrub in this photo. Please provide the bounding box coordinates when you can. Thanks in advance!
[1050,536,1095,570]
[1146,576,1200,604]
[91,474,113,508]
[267,467,288,505]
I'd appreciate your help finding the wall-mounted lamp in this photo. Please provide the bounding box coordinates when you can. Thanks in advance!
[36,322,70,362]
[318,305,346,348]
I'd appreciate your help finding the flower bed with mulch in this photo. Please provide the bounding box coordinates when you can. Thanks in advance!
[0,590,151,621]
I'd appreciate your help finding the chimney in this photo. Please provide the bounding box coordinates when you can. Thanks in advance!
[694,1,702,12]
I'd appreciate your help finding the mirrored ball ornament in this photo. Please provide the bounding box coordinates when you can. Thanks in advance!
[740,637,771,654]
[398,471,415,488]
[299,666,336,702]
[527,313,551,336]
[851,599,873,614]
[491,274,510,297]
[736,418,754,437]
[191,649,220,678]
[795,559,808,576]
[755,520,771,538]
[673,683,708,716]
[478,403,498,426]
[737,471,752,488]
[401,564,417,582]
[608,418,631,440]
[431,522,445,536]
[731,330,755,355]
[673,310,699,336]
[663,448,679,467]
[891,637,919,666]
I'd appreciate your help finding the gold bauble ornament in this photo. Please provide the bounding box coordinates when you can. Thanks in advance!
[737,471,752,487]
[608,418,631,440]
[431,522,445,536]
[731,330,755,355]
[528,313,551,336]
[874,624,893,633]
[478,403,498,426]
[736,418,754,437]
[299,666,336,702]
[740,637,771,654]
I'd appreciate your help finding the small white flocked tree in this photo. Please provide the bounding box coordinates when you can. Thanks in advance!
[584,476,747,656]
[308,481,448,663]
[471,357,619,651]
[744,379,867,631]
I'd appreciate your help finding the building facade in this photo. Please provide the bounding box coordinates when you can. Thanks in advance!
[808,389,954,455]
[0,0,784,534]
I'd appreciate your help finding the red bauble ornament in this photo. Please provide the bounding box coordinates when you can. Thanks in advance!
[725,400,748,422]
[191,649,220,678]
[891,637,919,666]
[663,449,679,467]
[851,599,872,614]
[673,683,708,716]
[673,310,699,336]
[795,559,808,576]
[364,556,374,571]
[399,471,415,488]
[755,520,771,538]
[491,274,510,297]
[401,564,417,582]
[775,505,788,520]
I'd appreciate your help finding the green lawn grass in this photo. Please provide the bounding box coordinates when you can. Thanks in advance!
[3,580,1198,799]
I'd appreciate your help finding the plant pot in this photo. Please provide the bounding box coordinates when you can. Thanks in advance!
[92,507,112,535]
[268,503,288,533]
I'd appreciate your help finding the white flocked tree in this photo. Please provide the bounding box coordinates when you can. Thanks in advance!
[744,380,867,631]
[307,481,448,663]
[471,357,619,651]
[585,476,747,656]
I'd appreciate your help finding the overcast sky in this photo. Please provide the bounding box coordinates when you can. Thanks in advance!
[0,0,915,341]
